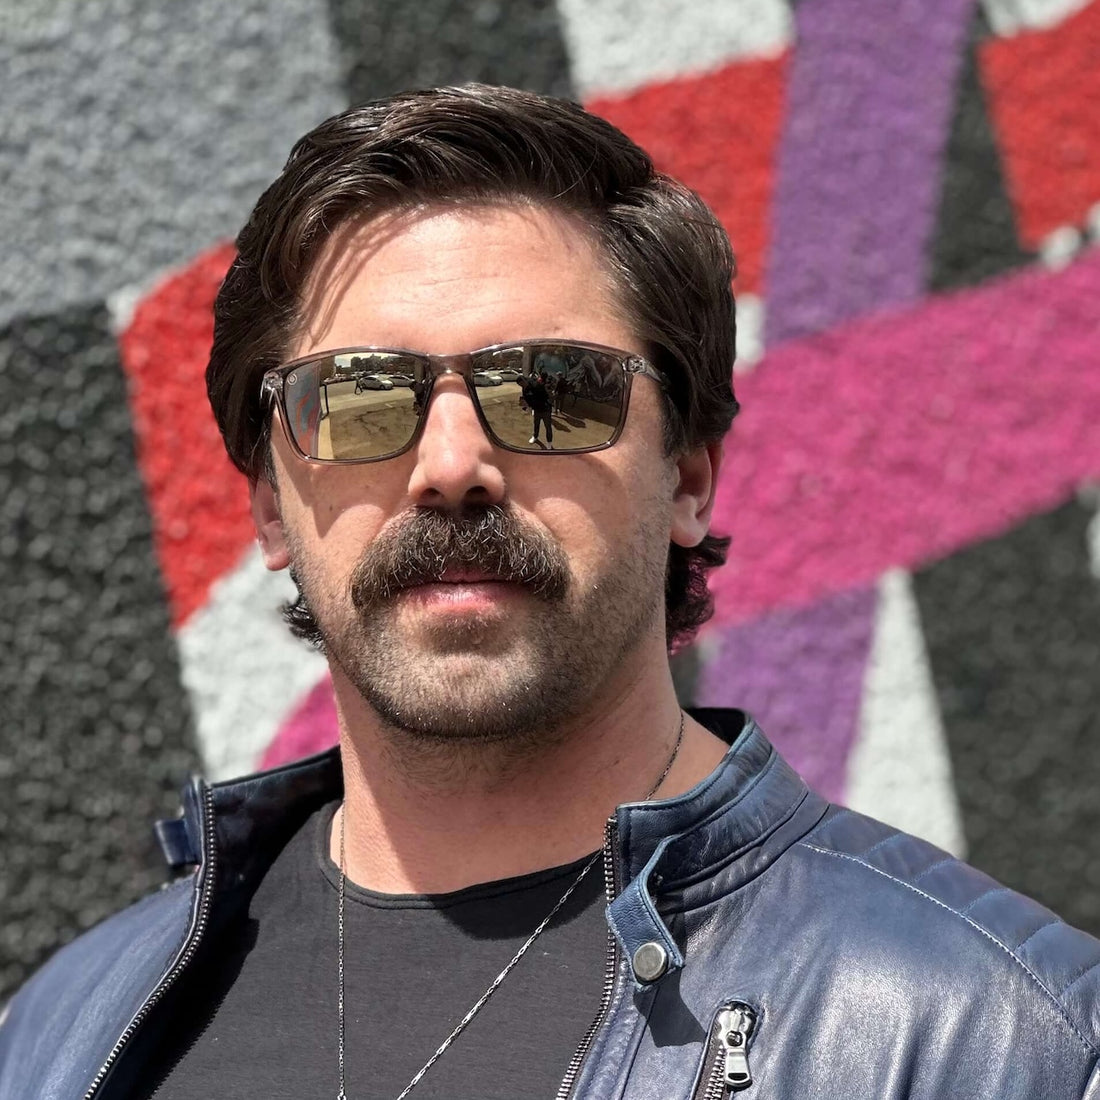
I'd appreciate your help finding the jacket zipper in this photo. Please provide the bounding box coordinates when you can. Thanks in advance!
[696,1002,758,1099]
[554,817,621,1100]
[82,782,217,1100]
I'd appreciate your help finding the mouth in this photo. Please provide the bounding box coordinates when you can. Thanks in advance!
[350,506,570,611]
[396,573,525,614]
[435,568,507,585]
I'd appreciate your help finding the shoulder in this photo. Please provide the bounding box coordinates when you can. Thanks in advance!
[10,875,195,1009]
[0,878,195,1100]
[791,807,1100,1055]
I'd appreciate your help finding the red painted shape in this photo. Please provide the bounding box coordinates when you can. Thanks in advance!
[118,242,255,628]
[587,52,788,295]
[980,2,1100,248]
[708,249,1100,626]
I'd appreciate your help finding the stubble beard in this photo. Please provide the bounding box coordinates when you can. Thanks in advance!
[289,505,668,750]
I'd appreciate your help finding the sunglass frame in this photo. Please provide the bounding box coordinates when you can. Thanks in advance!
[260,339,668,464]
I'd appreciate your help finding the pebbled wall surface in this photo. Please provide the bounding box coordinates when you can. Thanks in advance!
[1,0,1099,1000]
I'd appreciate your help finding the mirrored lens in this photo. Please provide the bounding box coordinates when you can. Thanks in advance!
[282,352,426,460]
[476,344,625,452]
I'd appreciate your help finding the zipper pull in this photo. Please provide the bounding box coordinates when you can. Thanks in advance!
[716,1006,755,1090]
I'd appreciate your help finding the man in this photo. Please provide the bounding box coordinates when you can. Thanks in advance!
[553,371,572,414]
[1,84,1097,1100]
[520,369,555,448]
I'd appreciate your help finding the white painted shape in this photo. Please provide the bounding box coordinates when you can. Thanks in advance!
[1038,225,1084,270]
[106,270,168,335]
[1086,200,1100,243]
[1088,513,1100,581]
[847,569,967,857]
[557,0,791,98]
[177,544,329,781]
[106,284,144,336]
[735,293,765,373]
[981,0,1092,36]
[1082,484,1100,581]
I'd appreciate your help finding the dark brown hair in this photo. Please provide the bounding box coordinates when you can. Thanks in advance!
[206,83,740,648]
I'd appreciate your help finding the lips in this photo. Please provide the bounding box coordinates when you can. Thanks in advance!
[435,568,506,584]
[396,572,522,613]
[383,566,519,605]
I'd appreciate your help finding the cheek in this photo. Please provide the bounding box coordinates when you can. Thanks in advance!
[275,436,410,535]
[538,498,613,583]
[275,473,403,590]
[531,456,673,583]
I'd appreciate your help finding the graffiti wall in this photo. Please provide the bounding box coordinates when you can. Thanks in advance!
[2,0,1098,999]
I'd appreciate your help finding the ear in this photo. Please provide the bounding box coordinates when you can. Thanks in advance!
[249,475,290,570]
[670,442,723,548]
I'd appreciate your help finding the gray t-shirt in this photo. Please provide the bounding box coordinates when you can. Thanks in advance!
[143,801,609,1099]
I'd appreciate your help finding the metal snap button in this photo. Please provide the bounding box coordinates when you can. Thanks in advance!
[632,941,669,983]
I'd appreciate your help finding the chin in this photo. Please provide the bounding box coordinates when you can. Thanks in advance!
[324,545,666,743]
[337,620,576,742]
[360,666,556,744]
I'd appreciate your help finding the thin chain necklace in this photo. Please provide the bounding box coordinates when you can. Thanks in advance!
[336,711,685,1100]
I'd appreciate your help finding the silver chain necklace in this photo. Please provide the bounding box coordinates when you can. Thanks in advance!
[336,711,685,1100]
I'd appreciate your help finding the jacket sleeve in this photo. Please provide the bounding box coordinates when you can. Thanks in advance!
[0,879,195,1100]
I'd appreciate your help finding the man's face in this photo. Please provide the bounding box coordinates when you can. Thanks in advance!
[252,202,712,743]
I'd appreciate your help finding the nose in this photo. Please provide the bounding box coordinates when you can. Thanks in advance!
[406,376,507,510]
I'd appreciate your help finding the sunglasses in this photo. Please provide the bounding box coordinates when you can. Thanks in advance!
[261,340,667,463]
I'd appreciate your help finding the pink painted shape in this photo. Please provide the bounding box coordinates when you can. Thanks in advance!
[261,673,339,769]
[711,251,1100,626]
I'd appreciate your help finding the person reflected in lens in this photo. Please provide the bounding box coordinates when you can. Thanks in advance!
[410,369,429,416]
[553,370,571,414]
[520,369,554,449]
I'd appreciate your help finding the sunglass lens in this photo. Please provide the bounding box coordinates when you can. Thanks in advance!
[282,353,426,460]
[477,346,626,452]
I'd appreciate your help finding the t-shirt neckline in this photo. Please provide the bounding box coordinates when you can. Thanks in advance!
[314,799,601,911]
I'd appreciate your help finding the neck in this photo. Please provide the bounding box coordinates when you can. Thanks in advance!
[330,647,728,894]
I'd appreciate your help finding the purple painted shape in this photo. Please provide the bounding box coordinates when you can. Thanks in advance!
[697,585,878,802]
[765,0,974,345]
[261,673,339,769]
[733,0,972,790]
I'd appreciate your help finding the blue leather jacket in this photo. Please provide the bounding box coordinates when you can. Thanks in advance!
[2,710,1098,1099]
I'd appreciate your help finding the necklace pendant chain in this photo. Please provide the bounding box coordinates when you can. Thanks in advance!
[336,711,685,1100]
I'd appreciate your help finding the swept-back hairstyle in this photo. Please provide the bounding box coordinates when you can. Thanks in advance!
[206,83,740,648]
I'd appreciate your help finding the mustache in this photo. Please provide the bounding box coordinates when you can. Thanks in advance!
[350,505,570,608]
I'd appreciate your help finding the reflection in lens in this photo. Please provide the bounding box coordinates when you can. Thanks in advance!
[283,353,425,460]
[479,345,624,451]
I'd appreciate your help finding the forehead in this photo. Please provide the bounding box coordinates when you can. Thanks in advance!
[290,202,642,360]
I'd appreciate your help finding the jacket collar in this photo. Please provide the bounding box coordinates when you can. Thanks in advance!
[164,708,825,979]
[606,710,827,985]
[616,708,814,888]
